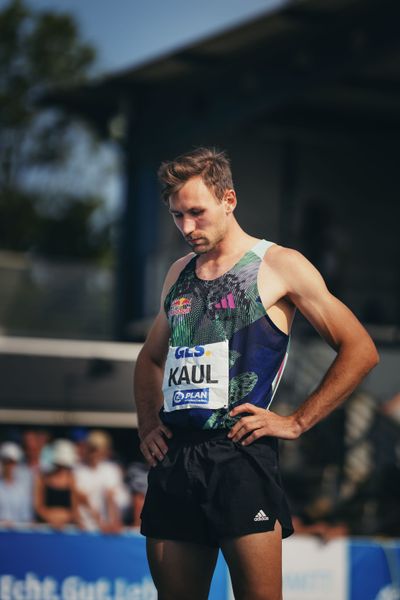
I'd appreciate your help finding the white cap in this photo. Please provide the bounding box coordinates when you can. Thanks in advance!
[0,442,23,463]
[52,440,77,468]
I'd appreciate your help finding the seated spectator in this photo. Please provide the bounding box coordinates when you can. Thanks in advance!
[74,430,130,533]
[125,461,149,527]
[34,439,82,530]
[0,442,33,526]
[22,429,52,474]
[69,427,89,463]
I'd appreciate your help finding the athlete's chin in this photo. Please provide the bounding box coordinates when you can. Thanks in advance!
[187,239,212,254]
[192,245,210,255]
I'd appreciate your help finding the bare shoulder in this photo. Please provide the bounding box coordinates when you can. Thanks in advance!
[263,244,326,296]
[161,252,195,301]
[263,243,305,268]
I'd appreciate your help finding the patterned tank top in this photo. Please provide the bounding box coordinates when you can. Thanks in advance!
[160,239,290,430]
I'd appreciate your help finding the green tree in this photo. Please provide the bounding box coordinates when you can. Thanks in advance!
[37,194,113,261]
[0,0,113,262]
[0,0,95,186]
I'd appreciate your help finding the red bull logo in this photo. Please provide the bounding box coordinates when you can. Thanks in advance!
[169,297,192,317]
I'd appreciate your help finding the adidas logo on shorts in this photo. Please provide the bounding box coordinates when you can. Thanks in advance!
[254,509,269,522]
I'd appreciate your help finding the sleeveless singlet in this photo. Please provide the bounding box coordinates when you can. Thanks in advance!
[160,239,290,430]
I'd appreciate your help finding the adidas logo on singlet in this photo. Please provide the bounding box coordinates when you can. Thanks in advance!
[213,293,235,309]
[254,509,269,522]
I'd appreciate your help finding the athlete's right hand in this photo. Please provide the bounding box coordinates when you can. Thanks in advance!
[139,423,173,467]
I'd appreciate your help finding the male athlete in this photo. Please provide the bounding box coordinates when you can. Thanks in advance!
[134,147,379,600]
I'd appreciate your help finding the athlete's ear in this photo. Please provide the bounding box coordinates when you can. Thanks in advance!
[223,189,237,213]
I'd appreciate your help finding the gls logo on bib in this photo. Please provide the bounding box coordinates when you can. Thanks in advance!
[162,340,229,412]
[175,345,209,359]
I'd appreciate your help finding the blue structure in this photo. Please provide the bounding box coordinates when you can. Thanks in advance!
[1,529,399,599]
[0,529,228,600]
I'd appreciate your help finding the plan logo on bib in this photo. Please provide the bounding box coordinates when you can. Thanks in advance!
[169,297,192,317]
[173,388,210,406]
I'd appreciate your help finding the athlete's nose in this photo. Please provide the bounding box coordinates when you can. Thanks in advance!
[181,216,196,237]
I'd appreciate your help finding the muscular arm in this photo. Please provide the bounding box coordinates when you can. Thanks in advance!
[229,247,379,443]
[134,254,193,465]
[134,310,171,465]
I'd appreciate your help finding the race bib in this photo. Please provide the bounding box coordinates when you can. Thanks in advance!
[162,340,229,412]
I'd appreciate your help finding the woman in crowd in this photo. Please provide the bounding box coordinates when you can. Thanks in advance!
[34,439,82,529]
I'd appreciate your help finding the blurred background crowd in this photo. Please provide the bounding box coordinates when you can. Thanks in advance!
[0,427,148,532]
[1,395,399,540]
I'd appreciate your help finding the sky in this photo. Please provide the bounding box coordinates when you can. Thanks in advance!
[1,0,288,216]
[0,0,286,75]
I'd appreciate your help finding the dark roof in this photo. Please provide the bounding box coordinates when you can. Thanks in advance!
[41,0,400,138]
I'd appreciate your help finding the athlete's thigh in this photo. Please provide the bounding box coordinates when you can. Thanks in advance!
[146,537,219,600]
[220,520,282,600]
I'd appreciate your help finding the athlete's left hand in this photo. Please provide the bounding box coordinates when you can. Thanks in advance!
[227,403,301,444]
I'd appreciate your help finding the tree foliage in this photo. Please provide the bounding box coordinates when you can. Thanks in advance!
[0,0,95,183]
[0,187,40,251]
[0,0,113,262]
[36,195,113,261]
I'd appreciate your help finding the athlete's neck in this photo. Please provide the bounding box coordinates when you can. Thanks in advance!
[196,222,260,279]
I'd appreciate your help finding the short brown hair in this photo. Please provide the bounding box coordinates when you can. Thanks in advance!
[158,147,234,204]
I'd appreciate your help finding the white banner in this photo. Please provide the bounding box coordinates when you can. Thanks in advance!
[226,536,347,600]
[282,536,347,600]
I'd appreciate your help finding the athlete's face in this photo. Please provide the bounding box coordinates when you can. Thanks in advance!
[168,176,235,254]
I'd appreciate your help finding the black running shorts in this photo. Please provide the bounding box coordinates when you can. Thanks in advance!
[140,428,294,547]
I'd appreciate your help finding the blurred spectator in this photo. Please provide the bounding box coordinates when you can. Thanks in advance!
[74,430,130,533]
[22,429,52,474]
[69,427,89,462]
[0,442,33,526]
[381,392,400,424]
[34,440,81,530]
[291,515,349,541]
[125,461,149,527]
